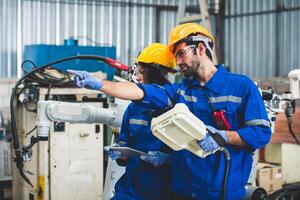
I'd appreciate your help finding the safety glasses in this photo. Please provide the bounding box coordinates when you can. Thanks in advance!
[174,45,196,60]
[131,63,147,83]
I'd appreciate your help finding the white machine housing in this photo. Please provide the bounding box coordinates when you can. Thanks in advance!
[12,88,121,200]
[35,98,129,200]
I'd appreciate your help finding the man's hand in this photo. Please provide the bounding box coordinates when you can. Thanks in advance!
[197,125,228,152]
[140,151,172,167]
[67,70,103,90]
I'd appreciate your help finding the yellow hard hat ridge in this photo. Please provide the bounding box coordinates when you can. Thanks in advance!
[135,43,176,71]
[168,23,214,54]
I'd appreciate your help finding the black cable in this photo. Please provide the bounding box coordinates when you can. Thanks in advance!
[46,84,52,100]
[284,101,300,145]
[206,128,230,200]
[21,60,37,73]
[10,84,33,187]
[219,148,230,200]
[205,91,217,111]
[267,183,300,200]
[22,136,40,152]
[25,126,37,137]
[287,119,300,145]
[25,67,73,87]
[16,85,26,97]
[41,67,71,82]
[23,56,108,89]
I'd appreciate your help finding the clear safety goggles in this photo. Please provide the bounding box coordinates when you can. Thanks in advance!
[175,34,213,59]
[174,45,196,61]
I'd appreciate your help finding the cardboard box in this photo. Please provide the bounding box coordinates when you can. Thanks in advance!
[265,143,300,184]
[256,163,283,192]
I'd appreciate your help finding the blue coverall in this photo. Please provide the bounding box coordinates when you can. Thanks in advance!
[112,103,172,200]
[135,65,272,200]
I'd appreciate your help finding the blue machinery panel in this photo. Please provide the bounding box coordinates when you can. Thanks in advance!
[24,41,117,80]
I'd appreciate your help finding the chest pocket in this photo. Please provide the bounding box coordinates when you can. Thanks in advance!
[209,96,242,130]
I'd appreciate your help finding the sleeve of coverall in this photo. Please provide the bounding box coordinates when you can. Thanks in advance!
[237,80,272,150]
[134,83,178,111]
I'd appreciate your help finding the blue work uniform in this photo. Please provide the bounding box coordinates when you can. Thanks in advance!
[112,103,172,200]
[135,65,272,200]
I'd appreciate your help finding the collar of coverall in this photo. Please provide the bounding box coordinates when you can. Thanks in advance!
[188,64,228,94]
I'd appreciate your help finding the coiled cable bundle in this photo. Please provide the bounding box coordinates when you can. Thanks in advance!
[21,60,74,88]
[267,183,300,200]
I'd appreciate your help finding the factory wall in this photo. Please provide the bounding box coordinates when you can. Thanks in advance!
[224,0,300,77]
[0,0,299,78]
[0,0,197,78]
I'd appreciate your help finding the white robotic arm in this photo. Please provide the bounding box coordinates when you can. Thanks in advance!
[36,100,126,139]
[288,69,300,99]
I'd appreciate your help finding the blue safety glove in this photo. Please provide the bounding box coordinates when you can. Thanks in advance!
[67,70,103,90]
[107,150,123,160]
[140,151,172,167]
[197,125,228,152]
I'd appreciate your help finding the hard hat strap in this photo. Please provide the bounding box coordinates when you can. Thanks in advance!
[188,34,213,56]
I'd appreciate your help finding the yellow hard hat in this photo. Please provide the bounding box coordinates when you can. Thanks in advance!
[135,43,176,71]
[168,23,214,54]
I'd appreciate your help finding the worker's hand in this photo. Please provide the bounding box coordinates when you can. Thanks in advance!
[107,150,123,160]
[197,126,228,152]
[140,151,172,167]
[67,70,103,90]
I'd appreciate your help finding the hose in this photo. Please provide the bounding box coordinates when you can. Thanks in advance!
[219,147,230,200]
[267,183,300,200]
[287,118,300,145]
[206,128,230,200]
[284,100,300,145]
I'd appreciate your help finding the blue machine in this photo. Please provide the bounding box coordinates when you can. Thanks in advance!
[24,39,117,80]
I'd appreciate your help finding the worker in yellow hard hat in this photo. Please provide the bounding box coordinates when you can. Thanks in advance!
[107,43,174,200]
[168,23,215,77]
[168,22,214,59]
[69,23,271,200]
[131,43,176,84]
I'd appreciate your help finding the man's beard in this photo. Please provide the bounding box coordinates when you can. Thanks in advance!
[180,62,198,78]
